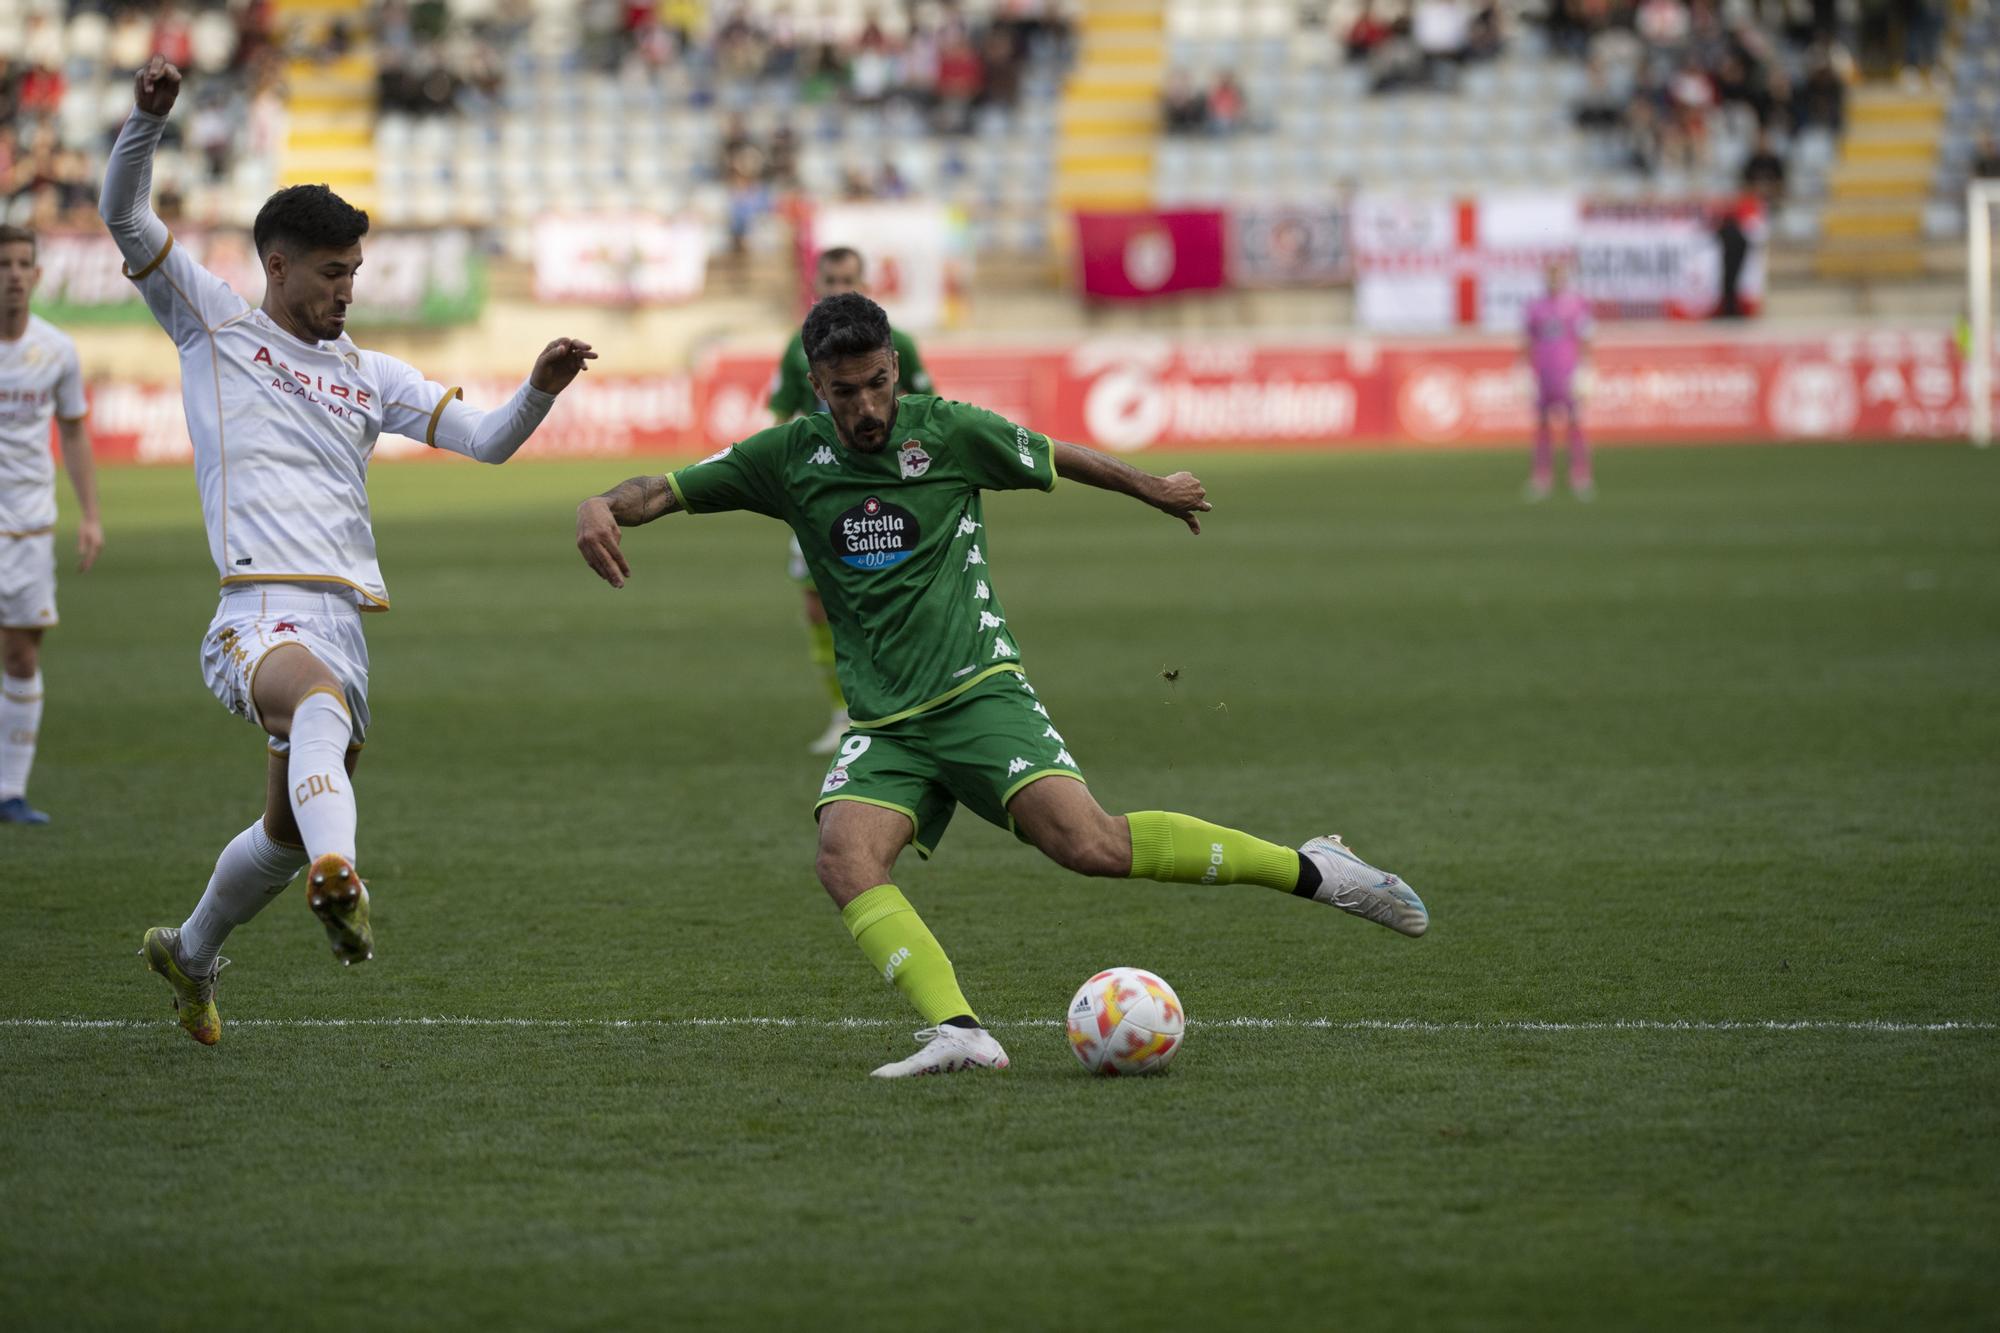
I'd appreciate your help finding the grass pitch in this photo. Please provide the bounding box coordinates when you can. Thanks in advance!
[3,444,1997,1331]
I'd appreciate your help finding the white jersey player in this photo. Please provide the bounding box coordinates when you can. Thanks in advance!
[109,58,597,1045]
[0,225,104,826]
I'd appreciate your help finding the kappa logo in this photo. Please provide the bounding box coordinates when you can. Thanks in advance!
[1055,748,1077,768]
[1032,702,1050,718]
[808,445,837,466]
[974,580,990,600]
[978,611,1005,630]
[956,515,980,538]
[897,440,932,479]
[1043,725,1064,742]
[991,638,1015,659]
[964,545,985,569]
[1006,757,1031,777]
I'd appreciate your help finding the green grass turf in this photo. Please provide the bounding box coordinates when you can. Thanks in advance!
[2,444,1997,1331]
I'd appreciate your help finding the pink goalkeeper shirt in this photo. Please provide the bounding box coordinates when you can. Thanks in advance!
[1525,292,1592,396]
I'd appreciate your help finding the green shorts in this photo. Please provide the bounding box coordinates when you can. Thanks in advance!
[814,668,1084,857]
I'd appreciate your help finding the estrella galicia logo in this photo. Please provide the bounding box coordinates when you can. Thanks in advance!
[833,496,921,570]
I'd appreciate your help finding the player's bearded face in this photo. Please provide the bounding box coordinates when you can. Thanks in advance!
[276,243,362,342]
[812,348,901,453]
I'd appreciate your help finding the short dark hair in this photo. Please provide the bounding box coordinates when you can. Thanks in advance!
[0,224,35,261]
[802,291,892,368]
[252,184,369,258]
[816,246,864,273]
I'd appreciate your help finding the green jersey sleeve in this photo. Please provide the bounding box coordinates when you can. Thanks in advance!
[933,399,1057,493]
[893,329,934,396]
[666,427,790,518]
[768,335,816,422]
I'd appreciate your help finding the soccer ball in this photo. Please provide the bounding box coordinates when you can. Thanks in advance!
[1065,967,1185,1076]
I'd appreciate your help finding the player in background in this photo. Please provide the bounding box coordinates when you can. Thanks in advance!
[108,58,595,1044]
[576,293,1429,1080]
[0,225,104,826]
[1524,261,1594,501]
[770,246,933,754]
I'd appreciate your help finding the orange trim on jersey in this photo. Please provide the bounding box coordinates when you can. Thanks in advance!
[0,527,54,539]
[219,573,391,611]
[425,387,463,447]
[55,413,88,423]
[123,232,174,281]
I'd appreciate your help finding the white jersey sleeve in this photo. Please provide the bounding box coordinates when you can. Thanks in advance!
[100,110,247,347]
[369,352,556,464]
[54,334,87,421]
[370,352,465,448]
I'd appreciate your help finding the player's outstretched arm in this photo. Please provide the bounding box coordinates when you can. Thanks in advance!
[575,474,681,589]
[421,338,596,464]
[1052,440,1210,535]
[99,57,180,266]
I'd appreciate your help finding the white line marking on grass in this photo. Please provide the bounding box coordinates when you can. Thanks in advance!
[2,1017,1994,1033]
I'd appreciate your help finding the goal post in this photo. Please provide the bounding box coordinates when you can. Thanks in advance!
[1971,181,1999,447]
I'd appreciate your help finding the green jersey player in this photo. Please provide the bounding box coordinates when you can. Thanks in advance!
[772,247,933,755]
[575,293,1428,1079]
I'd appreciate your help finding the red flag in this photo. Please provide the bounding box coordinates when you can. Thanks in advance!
[1074,210,1228,300]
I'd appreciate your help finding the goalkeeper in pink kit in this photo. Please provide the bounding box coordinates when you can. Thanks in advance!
[1524,263,1593,500]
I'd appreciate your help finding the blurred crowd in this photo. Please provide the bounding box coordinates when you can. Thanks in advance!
[1342,0,1507,94]
[1,1,283,230]
[1551,0,1862,196]
[373,1,1073,132]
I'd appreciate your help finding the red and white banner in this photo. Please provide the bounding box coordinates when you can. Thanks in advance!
[804,202,967,332]
[532,215,709,305]
[1355,194,1765,332]
[1074,210,1228,301]
[68,329,1982,463]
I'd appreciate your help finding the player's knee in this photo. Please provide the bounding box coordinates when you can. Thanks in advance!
[814,843,883,900]
[2,643,35,678]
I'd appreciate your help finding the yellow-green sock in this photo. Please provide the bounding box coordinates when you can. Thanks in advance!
[841,884,978,1025]
[808,621,845,710]
[1124,810,1301,892]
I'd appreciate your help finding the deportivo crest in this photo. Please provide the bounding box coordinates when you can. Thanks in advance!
[897,441,932,479]
[821,765,851,794]
[831,496,921,570]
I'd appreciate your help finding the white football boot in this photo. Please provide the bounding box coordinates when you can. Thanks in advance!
[808,709,851,756]
[870,1024,1011,1079]
[1300,834,1429,937]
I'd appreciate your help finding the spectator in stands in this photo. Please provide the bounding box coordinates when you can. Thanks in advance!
[1898,0,1944,89]
[850,19,898,106]
[1367,15,1427,92]
[1413,0,1473,81]
[1345,4,1393,62]
[1208,72,1246,133]
[1162,70,1207,133]
[980,27,1024,109]
[1795,42,1848,133]
[934,26,986,133]
[1973,133,2000,181]
[1740,128,1787,203]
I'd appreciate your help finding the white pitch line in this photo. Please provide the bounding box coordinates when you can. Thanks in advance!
[1,1017,1994,1033]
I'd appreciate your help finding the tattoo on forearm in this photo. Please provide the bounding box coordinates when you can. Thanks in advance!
[598,474,679,525]
[1055,440,1151,496]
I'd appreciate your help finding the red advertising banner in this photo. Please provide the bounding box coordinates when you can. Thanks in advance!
[69,330,1980,464]
[1074,210,1228,301]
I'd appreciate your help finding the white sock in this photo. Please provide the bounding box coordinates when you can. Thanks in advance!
[287,690,357,863]
[0,670,43,801]
[179,821,310,974]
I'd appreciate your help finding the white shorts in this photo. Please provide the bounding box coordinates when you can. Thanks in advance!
[201,586,371,748]
[0,531,57,630]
